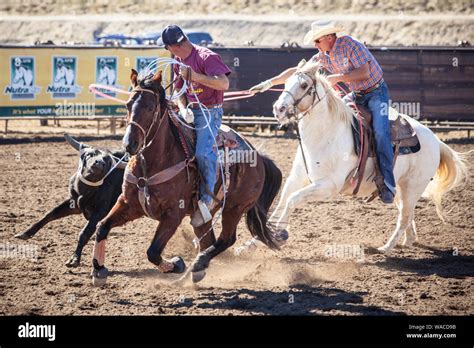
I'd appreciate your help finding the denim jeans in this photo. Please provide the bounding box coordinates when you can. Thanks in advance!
[345,82,396,194]
[193,107,223,204]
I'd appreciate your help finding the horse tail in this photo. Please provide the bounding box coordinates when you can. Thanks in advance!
[423,140,470,221]
[245,154,282,250]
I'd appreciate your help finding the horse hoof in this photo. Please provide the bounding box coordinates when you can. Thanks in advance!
[274,229,289,246]
[65,254,80,268]
[234,238,259,256]
[170,256,186,274]
[192,270,206,283]
[92,276,107,287]
[377,246,390,254]
[91,266,108,287]
[14,232,31,240]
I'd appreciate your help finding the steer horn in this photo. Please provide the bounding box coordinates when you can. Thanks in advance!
[64,133,89,151]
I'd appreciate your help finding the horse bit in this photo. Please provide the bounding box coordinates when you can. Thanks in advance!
[281,71,328,123]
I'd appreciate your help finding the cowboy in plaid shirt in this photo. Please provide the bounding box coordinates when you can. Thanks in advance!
[251,20,396,204]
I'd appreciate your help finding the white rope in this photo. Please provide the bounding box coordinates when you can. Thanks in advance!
[140,57,188,101]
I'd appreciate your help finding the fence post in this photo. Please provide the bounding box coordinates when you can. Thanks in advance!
[111,118,116,135]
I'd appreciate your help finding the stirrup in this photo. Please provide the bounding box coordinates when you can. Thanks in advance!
[198,200,212,222]
[190,200,212,227]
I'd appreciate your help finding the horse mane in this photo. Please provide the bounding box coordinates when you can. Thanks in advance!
[298,60,355,126]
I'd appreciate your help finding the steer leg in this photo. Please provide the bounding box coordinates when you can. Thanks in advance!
[65,208,108,268]
[15,198,80,240]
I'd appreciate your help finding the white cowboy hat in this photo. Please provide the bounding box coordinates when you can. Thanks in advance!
[303,20,344,45]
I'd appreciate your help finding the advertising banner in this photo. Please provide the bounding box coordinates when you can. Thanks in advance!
[0,46,171,117]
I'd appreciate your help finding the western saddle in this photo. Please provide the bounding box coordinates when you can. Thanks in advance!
[347,104,421,201]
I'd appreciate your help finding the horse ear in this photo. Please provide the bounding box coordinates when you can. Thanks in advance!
[130,69,138,87]
[297,58,307,69]
[152,70,162,83]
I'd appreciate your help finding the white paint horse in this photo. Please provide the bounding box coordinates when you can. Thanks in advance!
[98,65,116,86]
[237,60,468,255]
[54,65,75,86]
[13,65,33,87]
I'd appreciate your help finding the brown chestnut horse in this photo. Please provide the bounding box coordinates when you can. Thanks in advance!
[90,69,283,285]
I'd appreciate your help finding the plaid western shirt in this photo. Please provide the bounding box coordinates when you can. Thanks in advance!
[312,35,383,92]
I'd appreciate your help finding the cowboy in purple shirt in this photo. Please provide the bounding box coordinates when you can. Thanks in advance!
[250,20,395,204]
[162,25,232,226]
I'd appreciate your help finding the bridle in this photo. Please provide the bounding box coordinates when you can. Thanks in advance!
[281,71,329,123]
[279,71,330,184]
[126,86,165,153]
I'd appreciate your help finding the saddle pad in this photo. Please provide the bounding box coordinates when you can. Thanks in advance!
[169,111,254,166]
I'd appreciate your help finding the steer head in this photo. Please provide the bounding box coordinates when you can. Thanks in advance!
[64,134,127,183]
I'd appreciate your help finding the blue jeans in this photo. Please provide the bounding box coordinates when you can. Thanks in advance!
[345,82,396,194]
[193,107,223,204]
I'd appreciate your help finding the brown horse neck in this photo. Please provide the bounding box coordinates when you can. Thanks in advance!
[142,109,185,175]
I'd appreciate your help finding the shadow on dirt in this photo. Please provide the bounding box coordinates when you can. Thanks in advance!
[161,284,405,315]
[373,244,474,279]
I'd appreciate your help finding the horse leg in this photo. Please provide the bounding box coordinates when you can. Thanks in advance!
[193,223,216,251]
[269,157,309,231]
[392,196,417,248]
[146,211,186,274]
[280,178,338,218]
[190,208,240,282]
[377,187,422,253]
[402,220,418,247]
[91,196,141,286]
[14,198,80,240]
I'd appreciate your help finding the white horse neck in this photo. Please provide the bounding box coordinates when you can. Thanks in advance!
[298,93,353,150]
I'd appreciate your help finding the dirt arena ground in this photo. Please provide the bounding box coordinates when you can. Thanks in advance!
[0,124,472,316]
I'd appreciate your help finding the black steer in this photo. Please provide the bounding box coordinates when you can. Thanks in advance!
[15,134,127,267]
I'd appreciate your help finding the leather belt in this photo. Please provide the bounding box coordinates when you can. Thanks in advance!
[354,79,384,97]
[190,103,223,109]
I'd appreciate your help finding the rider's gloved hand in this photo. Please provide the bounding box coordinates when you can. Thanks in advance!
[249,79,273,94]
[179,65,192,82]
[180,106,194,123]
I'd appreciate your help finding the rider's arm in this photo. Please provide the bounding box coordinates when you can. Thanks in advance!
[249,67,297,93]
[269,67,298,86]
[250,54,319,93]
[327,62,370,86]
[191,72,229,91]
[179,65,229,91]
